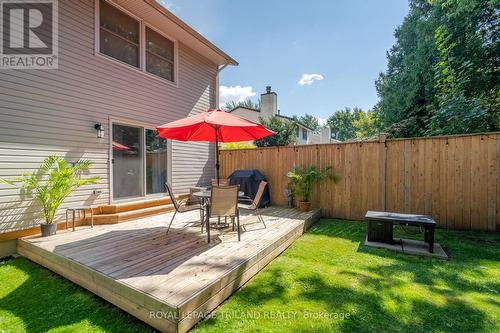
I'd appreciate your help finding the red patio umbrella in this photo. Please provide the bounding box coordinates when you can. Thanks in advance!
[157,109,274,184]
[112,141,130,151]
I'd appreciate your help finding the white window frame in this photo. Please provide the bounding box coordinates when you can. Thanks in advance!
[95,0,179,87]
[109,117,172,203]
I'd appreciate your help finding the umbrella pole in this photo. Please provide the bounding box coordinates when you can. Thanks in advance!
[215,128,220,186]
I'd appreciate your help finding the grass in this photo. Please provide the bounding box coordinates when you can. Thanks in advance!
[0,258,154,333]
[1,219,499,333]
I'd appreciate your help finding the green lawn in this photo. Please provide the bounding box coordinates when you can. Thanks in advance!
[1,219,499,333]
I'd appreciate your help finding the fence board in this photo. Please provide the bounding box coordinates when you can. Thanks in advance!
[220,133,500,231]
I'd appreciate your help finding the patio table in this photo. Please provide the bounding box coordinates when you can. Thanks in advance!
[192,190,245,239]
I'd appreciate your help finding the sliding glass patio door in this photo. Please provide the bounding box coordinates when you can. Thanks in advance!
[146,129,168,194]
[112,124,143,199]
[112,124,168,200]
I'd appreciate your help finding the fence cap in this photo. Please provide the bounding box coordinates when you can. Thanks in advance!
[378,133,387,143]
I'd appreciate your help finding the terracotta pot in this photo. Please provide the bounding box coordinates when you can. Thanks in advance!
[297,201,312,212]
[40,223,56,237]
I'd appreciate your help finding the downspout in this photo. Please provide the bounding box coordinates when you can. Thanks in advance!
[215,64,228,109]
[214,63,229,180]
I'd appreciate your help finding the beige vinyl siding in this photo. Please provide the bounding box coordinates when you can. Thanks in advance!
[230,108,261,123]
[0,0,217,232]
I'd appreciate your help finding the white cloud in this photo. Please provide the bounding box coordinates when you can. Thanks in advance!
[318,117,328,126]
[298,73,324,86]
[157,0,178,13]
[219,85,256,106]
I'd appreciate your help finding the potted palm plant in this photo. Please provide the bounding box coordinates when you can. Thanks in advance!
[286,165,337,212]
[1,155,100,236]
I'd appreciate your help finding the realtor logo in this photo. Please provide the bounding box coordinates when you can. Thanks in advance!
[1,0,58,69]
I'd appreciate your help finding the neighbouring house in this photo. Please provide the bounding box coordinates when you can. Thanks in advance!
[228,86,335,144]
[0,0,237,254]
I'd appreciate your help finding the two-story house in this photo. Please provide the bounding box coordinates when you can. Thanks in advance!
[0,0,237,253]
[229,86,334,144]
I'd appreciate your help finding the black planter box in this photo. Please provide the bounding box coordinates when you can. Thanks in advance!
[40,223,56,237]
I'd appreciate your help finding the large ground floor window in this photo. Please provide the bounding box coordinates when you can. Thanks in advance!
[112,123,168,200]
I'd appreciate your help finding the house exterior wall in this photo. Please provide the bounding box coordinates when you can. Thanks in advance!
[230,108,261,123]
[0,0,218,232]
[230,107,316,145]
[309,127,333,144]
[295,125,310,145]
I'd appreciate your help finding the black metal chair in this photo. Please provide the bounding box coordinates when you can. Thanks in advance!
[165,182,204,234]
[238,181,268,228]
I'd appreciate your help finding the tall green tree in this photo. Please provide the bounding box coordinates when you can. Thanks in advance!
[353,110,381,139]
[327,107,363,141]
[299,114,321,133]
[255,116,297,147]
[430,0,499,134]
[327,107,380,140]
[375,0,439,137]
[375,0,499,137]
[222,98,261,111]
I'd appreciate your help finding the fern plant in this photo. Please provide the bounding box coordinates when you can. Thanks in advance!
[1,155,100,225]
[286,165,337,202]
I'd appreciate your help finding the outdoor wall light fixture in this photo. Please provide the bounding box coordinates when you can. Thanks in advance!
[94,123,104,138]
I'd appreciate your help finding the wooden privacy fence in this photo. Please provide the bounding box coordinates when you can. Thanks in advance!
[219,132,500,231]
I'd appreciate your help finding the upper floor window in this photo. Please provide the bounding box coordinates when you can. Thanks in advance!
[97,0,177,84]
[302,128,308,140]
[99,0,139,68]
[146,27,175,82]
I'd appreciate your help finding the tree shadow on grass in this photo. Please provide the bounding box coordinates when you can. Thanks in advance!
[196,266,290,330]
[296,273,489,333]
[301,219,499,332]
[0,258,157,333]
[226,266,288,306]
[311,219,500,295]
[199,219,498,332]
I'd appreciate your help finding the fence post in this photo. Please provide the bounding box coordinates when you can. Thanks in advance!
[378,133,387,211]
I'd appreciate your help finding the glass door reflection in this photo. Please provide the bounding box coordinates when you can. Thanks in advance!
[112,124,143,199]
[146,129,168,194]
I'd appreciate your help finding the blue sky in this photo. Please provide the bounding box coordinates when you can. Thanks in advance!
[159,0,409,123]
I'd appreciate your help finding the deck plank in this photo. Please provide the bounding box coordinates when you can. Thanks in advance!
[18,207,319,333]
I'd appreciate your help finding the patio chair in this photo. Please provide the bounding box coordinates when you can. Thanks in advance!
[238,181,268,228]
[206,185,240,242]
[165,182,204,234]
[211,179,232,224]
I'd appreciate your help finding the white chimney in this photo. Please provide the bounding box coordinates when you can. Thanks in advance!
[260,86,277,120]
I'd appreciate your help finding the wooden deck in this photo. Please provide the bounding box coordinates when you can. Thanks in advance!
[17,206,320,333]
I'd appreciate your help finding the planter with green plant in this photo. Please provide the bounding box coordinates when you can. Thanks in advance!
[286,165,337,212]
[1,155,100,236]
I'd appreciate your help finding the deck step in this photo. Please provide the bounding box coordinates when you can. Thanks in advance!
[82,204,176,225]
[98,197,176,214]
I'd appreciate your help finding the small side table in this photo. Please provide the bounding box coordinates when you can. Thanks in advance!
[66,206,94,231]
[365,211,437,253]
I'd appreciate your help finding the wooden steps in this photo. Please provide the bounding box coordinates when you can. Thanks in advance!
[99,197,174,214]
[80,195,188,225]
[88,204,175,224]
[0,195,187,241]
